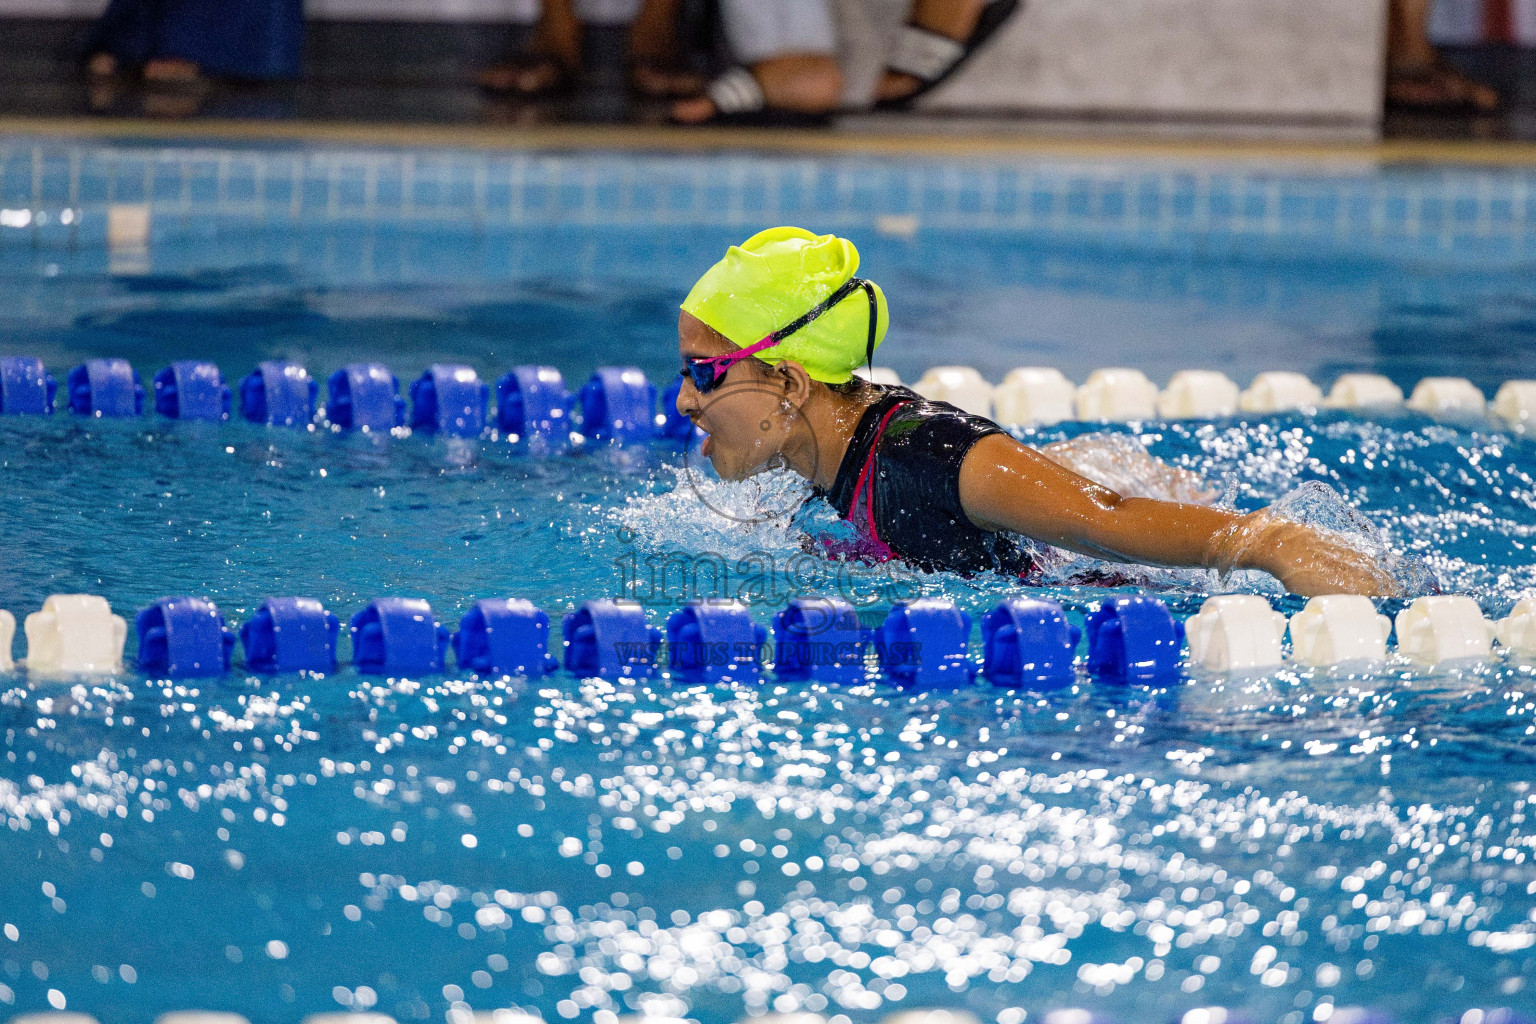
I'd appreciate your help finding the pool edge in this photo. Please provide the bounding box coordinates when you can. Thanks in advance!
[5,114,1536,166]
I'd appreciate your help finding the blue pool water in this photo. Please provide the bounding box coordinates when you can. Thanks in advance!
[0,139,1535,1024]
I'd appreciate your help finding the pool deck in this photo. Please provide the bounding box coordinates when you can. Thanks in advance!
[6,114,1536,167]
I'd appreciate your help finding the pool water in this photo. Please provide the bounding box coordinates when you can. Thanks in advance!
[0,140,1534,1024]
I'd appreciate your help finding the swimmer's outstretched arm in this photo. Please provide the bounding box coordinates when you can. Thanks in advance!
[958,434,1397,597]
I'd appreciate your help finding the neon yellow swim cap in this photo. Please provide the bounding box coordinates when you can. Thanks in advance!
[681,226,889,385]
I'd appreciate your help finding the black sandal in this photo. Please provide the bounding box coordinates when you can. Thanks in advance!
[476,55,577,98]
[873,0,1022,111]
[629,56,705,98]
[1386,60,1500,114]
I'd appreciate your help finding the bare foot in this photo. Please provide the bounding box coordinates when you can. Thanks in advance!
[875,71,924,104]
[671,94,718,124]
[143,57,201,84]
[85,52,118,78]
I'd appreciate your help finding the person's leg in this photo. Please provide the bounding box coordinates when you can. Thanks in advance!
[1386,0,1498,111]
[628,0,703,97]
[876,0,988,104]
[478,0,583,94]
[84,0,161,76]
[671,0,842,123]
[142,0,304,81]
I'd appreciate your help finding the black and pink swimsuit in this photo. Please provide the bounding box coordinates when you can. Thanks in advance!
[816,386,1039,577]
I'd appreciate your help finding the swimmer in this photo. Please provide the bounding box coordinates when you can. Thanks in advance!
[674,227,1398,598]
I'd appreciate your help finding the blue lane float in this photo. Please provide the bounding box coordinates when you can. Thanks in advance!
[1328,1011,1401,1024]
[878,598,977,688]
[667,600,767,685]
[135,597,235,678]
[410,364,488,437]
[1085,595,1185,682]
[580,366,655,444]
[67,359,144,418]
[240,361,318,427]
[154,361,231,421]
[240,597,340,674]
[327,363,405,432]
[349,598,449,675]
[982,597,1081,689]
[773,596,868,685]
[0,356,57,415]
[659,374,706,448]
[496,366,570,440]
[452,598,559,677]
[1432,1012,1531,1024]
[562,599,661,679]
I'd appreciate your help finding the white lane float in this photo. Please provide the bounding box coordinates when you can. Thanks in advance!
[1493,380,1536,427]
[1394,595,1495,666]
[156,1015,253,1024]
[1496,596,1536,660]
[882,1012,983,1024]
[1407,377,1486,417]
[1325,373,1405,410]
[1185,594,1288,671]
[1075,367,1157,421]
[24,594,128,674]
[854,366,902,386]
[1239,371,1323,413]
[1157,370,1240,419]
[913,366,994,417]
[1288,595,1393,666]
[994,367,1076,427]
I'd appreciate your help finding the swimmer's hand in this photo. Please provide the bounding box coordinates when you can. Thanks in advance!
[1212,510,1401,599]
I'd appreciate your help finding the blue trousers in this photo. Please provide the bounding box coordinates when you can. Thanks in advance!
[87,0,305,80]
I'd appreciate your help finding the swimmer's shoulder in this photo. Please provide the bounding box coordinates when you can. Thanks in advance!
[872,385,1005,449]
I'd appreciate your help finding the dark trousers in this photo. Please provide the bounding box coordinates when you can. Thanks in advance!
[86,0,305,80]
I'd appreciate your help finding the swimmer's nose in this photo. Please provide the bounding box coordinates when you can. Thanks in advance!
[675,375,701,417]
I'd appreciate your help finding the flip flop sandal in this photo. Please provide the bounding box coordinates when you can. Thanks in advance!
[674,67,833,127]
[873,0,1022,111]
[1386,63,1500,114]
[477,55,577,98]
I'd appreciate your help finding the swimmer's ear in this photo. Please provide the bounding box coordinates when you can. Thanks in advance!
[772,360,813,406]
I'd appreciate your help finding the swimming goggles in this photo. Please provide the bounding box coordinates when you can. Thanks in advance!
[681,276,879,395]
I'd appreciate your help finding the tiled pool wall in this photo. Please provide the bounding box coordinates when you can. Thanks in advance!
[2,142,1535,262]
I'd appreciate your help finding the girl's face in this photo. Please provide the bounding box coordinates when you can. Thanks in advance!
[675,311,795,481]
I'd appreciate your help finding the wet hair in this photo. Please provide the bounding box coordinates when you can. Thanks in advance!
[826,376,881,401]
